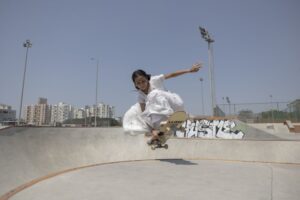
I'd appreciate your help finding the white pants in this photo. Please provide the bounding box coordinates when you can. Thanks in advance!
[123,90,184,133]
[142,90,184,129]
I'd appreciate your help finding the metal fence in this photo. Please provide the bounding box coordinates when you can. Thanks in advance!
[217,102,300,123]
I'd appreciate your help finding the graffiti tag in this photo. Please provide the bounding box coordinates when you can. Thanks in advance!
[175,119,244,139]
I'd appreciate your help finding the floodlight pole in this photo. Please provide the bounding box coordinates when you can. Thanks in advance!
[270,95,274,123]
[199,26,216,116]
[199,78,205,115]
[18,39,32,125]
[91,58,99,127]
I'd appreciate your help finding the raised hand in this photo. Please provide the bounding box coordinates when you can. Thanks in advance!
[190,63,202,73]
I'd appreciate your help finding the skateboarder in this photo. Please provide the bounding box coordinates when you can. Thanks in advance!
[130,62,202,141]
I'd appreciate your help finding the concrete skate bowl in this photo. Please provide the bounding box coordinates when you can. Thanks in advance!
[0,127,300,200]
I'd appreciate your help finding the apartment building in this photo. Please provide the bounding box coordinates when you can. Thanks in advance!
[96,103,115,118]
[25,98,51,126]
[24,104,35,124]
[0,104,16,123]
[72,103,114,119]
[73,108,85,119]
[51,102,74,124]
[23,98,115,125]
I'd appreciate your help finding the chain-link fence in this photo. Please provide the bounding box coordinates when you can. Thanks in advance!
[217,101,300,123]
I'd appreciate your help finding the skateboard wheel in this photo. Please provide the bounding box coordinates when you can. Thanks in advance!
[158,132,164,136]
[151,146,156,150]
[164,144,168,149]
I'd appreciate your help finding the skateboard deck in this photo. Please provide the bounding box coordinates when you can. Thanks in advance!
[148,111,187,150]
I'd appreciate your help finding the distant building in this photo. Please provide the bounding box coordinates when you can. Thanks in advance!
[0,104,16,123]
[51,102,74,124]
[23,98,116,126]
[73,108,86,119]
[96,103,115,118]
[24,104,35,124]
[38,97,48,104]
[288,99,300,112]
[85,105,92,117]
[24,98,51,126]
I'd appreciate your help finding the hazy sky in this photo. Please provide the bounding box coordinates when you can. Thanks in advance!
[0,0,299,117]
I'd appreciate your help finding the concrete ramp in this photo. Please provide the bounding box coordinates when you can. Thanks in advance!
[1,127,300,199]
[234,120,283,140]
[235,120,300,140]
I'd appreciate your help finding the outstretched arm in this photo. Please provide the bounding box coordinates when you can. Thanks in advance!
[164,63,202,80]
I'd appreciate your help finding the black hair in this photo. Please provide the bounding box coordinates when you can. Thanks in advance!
[131,69,151,89]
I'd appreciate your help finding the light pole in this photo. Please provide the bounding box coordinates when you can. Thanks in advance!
[18,39,32,125]
[84,111,87,127]
[222,97,226,115]
[91,58,99,127]
[199,78,205,115]
[226,96,231,116]
[270,95,274,123]
[199,26,216,116]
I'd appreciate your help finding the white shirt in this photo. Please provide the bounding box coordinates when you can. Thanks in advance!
[137,74,166,104]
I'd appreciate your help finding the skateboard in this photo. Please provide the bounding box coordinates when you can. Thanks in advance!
[147,111,187,150]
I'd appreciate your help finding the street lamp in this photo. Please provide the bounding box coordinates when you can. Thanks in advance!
[18,39,32,125]
[199,26,216,116]
[199,78,205,115]
[91,58,99,127]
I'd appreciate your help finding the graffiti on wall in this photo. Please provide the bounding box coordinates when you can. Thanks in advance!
[175,119,245,139]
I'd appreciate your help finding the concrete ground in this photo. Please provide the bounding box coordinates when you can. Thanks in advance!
[1,127,300,200]
[10,159,300,200]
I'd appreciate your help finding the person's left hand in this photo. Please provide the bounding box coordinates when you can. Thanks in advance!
[190,62,202,73]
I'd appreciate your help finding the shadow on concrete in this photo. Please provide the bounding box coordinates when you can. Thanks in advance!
[158,159,198,165]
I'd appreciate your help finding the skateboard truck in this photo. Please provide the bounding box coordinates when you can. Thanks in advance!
[147,111,187,150]
[148,138,168,150]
